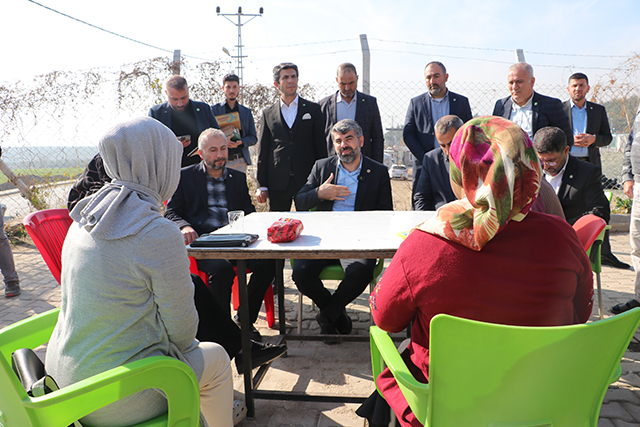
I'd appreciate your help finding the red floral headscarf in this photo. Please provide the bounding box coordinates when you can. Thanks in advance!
[415,116,542,251]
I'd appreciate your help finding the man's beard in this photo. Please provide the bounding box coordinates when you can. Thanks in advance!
[206,158,226,170]
[428,85,444,97]
[338,148,358,164]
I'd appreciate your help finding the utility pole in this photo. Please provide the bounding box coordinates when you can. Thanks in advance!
[171,49,181,75]
[516,49,526,63]
[216,6,264,86]
[359,34,371,95]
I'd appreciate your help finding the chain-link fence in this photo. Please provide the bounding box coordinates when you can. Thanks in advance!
[1,57,638,219]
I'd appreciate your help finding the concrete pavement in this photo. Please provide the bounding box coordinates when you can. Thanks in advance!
[1,232,640,426]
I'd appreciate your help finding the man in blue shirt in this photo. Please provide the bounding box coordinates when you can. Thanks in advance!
[293,119,392,339]
[561,73,626,269]
[562,72,612,170]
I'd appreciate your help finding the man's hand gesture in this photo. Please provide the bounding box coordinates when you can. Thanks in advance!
[317,173,350,201]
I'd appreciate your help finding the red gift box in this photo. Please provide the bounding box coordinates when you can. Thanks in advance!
[267,218,304,243]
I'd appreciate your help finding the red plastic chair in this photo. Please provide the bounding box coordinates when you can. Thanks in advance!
[572,214,608,319]
[23,209,74,284]
[188,257,275,328]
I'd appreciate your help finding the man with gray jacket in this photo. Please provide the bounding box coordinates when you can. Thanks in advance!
[613,104,640,314]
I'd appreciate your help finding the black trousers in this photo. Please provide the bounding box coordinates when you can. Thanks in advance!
[192,274,242,359]
[292,258,376,323]
[196,258,276,324]
[269,175,302,212]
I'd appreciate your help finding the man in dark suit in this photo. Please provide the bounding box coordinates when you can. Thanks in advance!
[211,73,258,174]
[166,128,281,342]
[413,115,463,211]
[148,75,219,167]
[403,61,473,208]
[493,62,573,146]
[562,72,612,169]
[533,127,629,269]
[255,63,327,211]
[319,63,384,163]
[293,119,392,338]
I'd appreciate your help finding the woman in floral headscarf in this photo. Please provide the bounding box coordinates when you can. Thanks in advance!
[359,117,593,427]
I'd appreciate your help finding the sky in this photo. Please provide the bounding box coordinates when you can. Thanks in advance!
[3,0,640,89]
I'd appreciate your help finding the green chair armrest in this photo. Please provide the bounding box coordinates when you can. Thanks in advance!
[0,308,60,361]
[370,326,430,424]
[24,356,200,427]
[610,364,622,384]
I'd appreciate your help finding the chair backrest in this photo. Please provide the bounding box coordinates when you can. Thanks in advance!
[572,214,607,255]
[422,309,640,427]
[23,209,73,284]
[0,308,60,426]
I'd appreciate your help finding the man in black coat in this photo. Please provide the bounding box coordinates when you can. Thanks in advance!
[533,127,629,269]
[403,61,473,208]
[562,72,612,169]
[319,63,384,163]
[493,62,573,146]
[148,75,219,167]
[255,63,327,211]
[166,128,281,340]
[293,119,392,338]
[413,115,463,211]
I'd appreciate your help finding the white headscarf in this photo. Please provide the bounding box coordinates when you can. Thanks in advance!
[70,117,182,240]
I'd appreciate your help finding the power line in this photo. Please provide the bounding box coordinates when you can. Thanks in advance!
[252,39,355,49]
[247,36,627,60]
[26,0,216,62]
[369,48,616,71]
[370,38,628,59]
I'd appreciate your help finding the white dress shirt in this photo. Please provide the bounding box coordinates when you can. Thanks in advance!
[510,96,533,138]
[281,95,299,128]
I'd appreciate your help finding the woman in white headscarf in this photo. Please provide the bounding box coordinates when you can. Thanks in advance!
[46,117,233,427]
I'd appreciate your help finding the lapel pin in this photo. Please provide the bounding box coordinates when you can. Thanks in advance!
[569,175,573,179]
[196,108,200,112]
[302,103,306,107]
[367,169,371,173]
[534,102,538,106]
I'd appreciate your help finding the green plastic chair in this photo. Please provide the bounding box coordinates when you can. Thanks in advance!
[0,308,201,427]
[370,308,640,427]
[291,259,385,333]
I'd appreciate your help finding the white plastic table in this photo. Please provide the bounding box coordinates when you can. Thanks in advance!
[187,210,434,417]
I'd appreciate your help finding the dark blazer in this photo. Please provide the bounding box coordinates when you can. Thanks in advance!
[295,156,393,212]
[492,92,574,146]
[256,97,327,192]
[413,147,456,211]
[556,155,610,225]
[319,90,384,163]
[562,100,612,169]
[148,100,219,167]
[165,162,255,236]
[211,102,258,165]
[403,90,473,162]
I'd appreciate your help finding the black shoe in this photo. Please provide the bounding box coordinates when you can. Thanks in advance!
[611,299,640,315]
[233,314,262,342]
[4,281,20,298]
[315,312,340,344]
[234,340,287,371]
[601,253,631,269]
[335,308,353,335]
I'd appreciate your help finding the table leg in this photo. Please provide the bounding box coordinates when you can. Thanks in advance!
[276,259,286,336]
[236,260,255,418]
